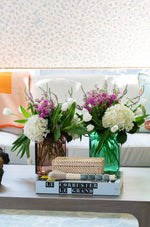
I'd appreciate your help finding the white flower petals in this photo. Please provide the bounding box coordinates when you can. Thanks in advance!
[3,108,12,116]
[83,113,92,122]
[61,102,69,111]
[141,98,147,106]
[67,97,75,106]
[102,104,135,132]
[24,115,50,142]
[111,125,119,133]
[87,124,94,132]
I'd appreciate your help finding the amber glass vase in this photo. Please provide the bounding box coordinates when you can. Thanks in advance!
[89,131,120,173]
[35,134,66,176]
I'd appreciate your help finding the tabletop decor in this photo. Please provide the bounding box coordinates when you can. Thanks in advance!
[52,157,104,175]
[0,147,10,185]
[80,84,148,173]
[3,86,88,176]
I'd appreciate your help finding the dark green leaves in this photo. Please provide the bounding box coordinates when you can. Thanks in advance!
[11,133,30,159]
[50,104,61,132]
[91,105,103,130]
[116,131,127,145]
[61,102,76,129]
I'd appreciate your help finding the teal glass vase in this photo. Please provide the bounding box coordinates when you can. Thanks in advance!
[89,131,120,173]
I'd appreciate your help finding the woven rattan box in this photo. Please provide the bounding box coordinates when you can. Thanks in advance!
[52,157,104,175]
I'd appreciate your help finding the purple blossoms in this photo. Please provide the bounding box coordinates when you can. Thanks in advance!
[34,97,56,118]
[83,89,120,113]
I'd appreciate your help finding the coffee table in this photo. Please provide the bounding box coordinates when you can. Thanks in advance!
[0,165,150,227]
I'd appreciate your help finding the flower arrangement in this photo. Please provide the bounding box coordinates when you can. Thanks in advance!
[3,86,88,162]
[79,84,148,154]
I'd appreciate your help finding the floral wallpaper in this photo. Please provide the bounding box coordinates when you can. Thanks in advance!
[0,0,150,68]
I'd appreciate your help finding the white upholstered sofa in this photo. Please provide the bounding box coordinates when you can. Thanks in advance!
[1,68,150,167]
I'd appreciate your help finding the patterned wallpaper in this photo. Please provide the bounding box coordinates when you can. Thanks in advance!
[0,0,150,68]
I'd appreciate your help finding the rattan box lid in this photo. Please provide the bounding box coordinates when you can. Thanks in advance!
[52,157,104,167]
[52,157,104,174]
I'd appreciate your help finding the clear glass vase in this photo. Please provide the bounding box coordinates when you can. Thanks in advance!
[35,134,66,176]
[89,131,120,173]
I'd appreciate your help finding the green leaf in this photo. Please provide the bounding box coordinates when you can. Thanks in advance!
[20,106,31,118]
[63,123,87,135]
[142,106,146,115]
[11,134,26,151]
[11,133,30,159]
[117,131,127,145]
[14,119,28,124]
[61,102,76,128]
[91,106,103,129]
[135,114,149,123]
[54,125,61,141]
[128,123,139,134]
[94,129,110,155]
[28,103,35,115]
[51,105,61,132]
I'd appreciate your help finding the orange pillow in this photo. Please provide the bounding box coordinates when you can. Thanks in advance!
[0,72,30,129]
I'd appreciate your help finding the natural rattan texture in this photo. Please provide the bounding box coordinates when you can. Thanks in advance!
[52,157,104,174]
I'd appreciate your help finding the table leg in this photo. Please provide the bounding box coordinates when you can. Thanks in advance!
[131,203,150,227]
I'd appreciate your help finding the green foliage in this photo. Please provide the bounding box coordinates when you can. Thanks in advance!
[50,104,62,132]
[91,106,103,130]
[20,106,31,118]
[14,119,28,124]
[116,131,127,145]
[61,102,76,129]
[11,134,30,159]
[0,168,4,177]
[95,129,110,154]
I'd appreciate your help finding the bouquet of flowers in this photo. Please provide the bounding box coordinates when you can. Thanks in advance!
[3,86,88,162]
[79,84,148,154]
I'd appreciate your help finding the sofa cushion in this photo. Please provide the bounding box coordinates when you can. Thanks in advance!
[35,78,82,104]
[0,127,23,136]
[0,72,30,130]
[30,74,108,105]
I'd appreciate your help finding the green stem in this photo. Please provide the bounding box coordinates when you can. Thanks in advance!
[11,113,24,118]
[94,129,110,156]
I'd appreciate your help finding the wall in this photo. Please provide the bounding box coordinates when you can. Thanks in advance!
[0,0,150,68]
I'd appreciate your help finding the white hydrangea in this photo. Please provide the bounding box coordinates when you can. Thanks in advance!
[102,104,135,132]
[24,115,50,142]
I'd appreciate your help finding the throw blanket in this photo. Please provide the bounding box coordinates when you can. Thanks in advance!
[0,72,30,129]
